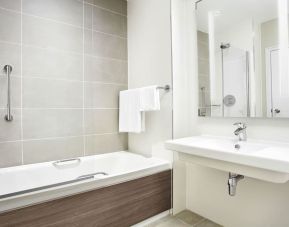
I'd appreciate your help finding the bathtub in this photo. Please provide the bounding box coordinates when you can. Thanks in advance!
[0,151,171,214]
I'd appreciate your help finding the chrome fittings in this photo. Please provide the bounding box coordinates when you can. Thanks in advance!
[228,172,244,196]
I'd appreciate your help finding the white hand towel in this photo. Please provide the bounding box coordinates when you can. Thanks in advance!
[119,89,145,133]
[139,86,160,111]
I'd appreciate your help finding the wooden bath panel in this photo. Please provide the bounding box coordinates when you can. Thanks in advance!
[0,170,172,227]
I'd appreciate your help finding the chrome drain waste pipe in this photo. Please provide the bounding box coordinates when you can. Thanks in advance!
[228,172,244,196]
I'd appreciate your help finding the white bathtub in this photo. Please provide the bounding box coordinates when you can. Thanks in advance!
[0,151,171,213]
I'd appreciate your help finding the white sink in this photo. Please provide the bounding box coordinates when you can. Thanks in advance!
[165,136,289,183]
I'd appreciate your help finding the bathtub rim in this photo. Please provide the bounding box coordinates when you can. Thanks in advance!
[0,151,172,213]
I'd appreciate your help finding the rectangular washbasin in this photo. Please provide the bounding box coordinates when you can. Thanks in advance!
[165,136,289,183]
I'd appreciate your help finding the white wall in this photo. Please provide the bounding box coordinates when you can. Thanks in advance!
[261,18,279,116]
[127,0,173,160]
[172,1,289,227]
[171,0,196,213]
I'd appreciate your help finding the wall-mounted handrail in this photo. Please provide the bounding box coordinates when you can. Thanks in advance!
[52,158,81,167]
[3,65,13,122]
[0,175,95,200]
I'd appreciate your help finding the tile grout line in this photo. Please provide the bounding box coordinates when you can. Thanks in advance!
[20,0,24,165]
[0,108,120,110]
[83,1,127,17]
[0,0,127,18]
[0,6,127,40]
[84,28,127,40]
[82,0,86,156]
[24,12,128,40]
[0,40,128,62]
[0,5,126,33]
[5,74,128,86]
[0,132,121,145]
[0,6,20,14]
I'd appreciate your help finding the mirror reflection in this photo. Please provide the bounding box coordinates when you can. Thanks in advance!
[197,0,289,118]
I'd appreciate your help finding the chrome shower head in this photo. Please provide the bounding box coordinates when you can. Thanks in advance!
[220,43,231,49]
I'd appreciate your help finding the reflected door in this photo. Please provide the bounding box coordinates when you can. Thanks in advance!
[267,48,289,118]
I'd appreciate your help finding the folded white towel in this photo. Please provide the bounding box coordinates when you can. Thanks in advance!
[119,89,145,133]
[140,86,160,111]
[119,86,160,133]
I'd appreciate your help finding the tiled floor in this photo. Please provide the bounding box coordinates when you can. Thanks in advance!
[148,210,223,227]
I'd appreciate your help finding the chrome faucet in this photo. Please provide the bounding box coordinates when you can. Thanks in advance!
[233,122,247,141]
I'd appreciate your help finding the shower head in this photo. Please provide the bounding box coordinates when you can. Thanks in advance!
[195,0,203,10]
[220,43,231,49]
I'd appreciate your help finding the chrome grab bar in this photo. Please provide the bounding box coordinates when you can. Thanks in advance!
[0,175,94,200]
[52,158,81,167]
[3,65,13,122]
[77,172,109,180]
[0,171,109,200]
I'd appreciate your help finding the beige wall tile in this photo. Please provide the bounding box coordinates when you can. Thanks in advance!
[0,109,21,142]
[84,83,126,108]
[85,133,128,155]
[0,9,21,43]
[199,76,210,90]
[84,29,127,59]
[23,136,84,164]
[92,6,127,37]
[198,42,209,60]
[84,55,127,83]
[22,46,83,80]
[84,3,93,29]
[23,109,83,139]
[0,142,22,168]
[198,59,210,75]
[198,31,208,43]
[23,15,83,53]
[23,78,83,108]
[0,42,21,77]
[84,0,127,15]
[0,0,21,11]
[23,0,83,27]
[84,109,118,134]
[122,0,127,16]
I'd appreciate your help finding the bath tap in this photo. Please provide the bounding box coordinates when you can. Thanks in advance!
[233,122,247,141]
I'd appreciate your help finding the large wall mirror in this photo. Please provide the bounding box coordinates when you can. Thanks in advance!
[196,0,289,118]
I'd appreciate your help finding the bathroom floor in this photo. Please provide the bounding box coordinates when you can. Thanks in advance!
[148,210,223,227]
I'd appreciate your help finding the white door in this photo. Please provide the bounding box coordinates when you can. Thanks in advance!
[267,48,289,118]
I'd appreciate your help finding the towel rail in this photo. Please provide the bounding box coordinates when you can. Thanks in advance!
[157,85,170,91]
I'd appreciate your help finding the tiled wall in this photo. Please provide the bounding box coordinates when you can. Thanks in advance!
[0,0,128,168]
